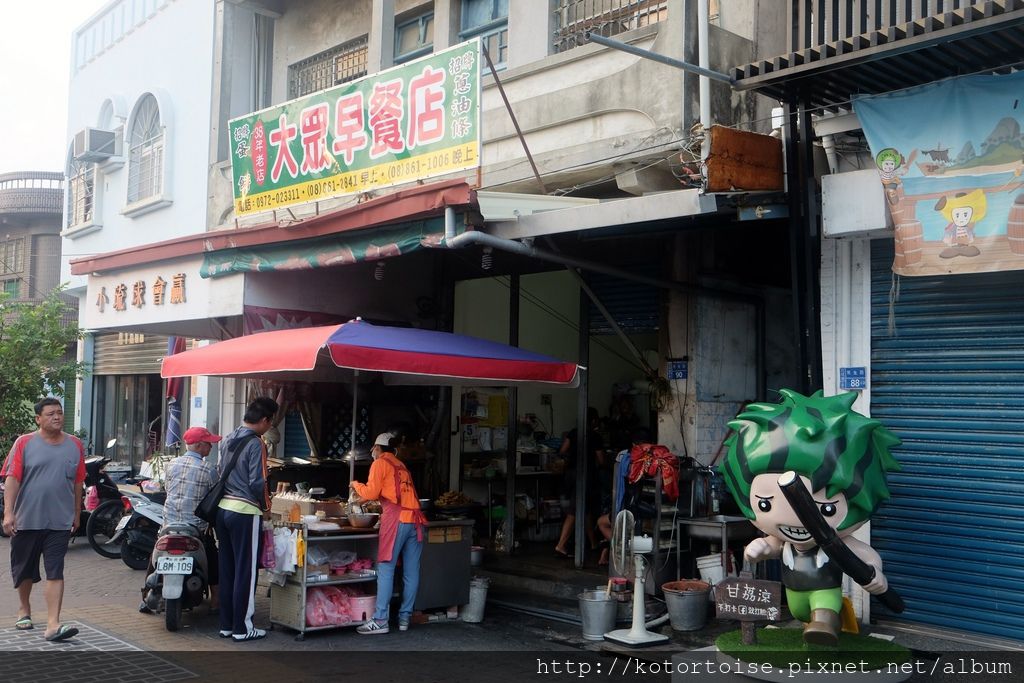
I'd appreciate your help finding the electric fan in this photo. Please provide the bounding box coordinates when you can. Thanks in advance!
[603,509,669,646]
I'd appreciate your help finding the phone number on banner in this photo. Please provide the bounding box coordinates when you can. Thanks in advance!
[234,142,479,216]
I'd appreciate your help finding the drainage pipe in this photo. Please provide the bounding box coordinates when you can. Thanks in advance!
[440,207,768,400]
[442,209,757,306]
[698,0,712,159]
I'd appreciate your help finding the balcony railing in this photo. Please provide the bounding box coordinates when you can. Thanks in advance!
[553,0,667,54]
[0,172,64,216]
[787,0,994,52]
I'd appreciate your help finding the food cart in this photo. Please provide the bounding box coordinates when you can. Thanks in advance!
[161,318,580,634]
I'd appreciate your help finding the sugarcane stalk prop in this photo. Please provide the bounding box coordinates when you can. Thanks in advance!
[778,471,905,613]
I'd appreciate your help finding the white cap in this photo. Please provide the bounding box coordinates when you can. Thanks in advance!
[374,432,396,447]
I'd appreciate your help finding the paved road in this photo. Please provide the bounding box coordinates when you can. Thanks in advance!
[0,534,610,681]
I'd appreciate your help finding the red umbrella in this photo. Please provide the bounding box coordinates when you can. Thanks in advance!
[161,319,580,385]
[161,319,581,478]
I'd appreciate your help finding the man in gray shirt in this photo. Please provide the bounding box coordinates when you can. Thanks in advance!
[2,397,85,642]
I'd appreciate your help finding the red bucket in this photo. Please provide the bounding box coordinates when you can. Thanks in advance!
[347,595,377,622]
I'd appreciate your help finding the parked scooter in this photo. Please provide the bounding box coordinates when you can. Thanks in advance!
[83,439,127,557]
[142,523,210,631]
[111,489,166,570]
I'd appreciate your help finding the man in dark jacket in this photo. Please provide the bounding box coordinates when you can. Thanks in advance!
[215,396,277,642]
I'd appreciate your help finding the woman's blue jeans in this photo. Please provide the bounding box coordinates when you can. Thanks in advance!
[373,522,423,622]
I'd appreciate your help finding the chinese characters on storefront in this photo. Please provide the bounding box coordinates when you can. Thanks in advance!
[229,40,481,217]
[96,273,186,313]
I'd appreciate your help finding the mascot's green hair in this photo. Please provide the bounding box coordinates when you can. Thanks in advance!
[718,390,901,530]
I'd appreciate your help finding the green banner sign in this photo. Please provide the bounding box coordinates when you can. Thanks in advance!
[229,40,481,216]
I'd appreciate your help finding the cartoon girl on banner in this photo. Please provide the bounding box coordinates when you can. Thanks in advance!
[935,189,986,259]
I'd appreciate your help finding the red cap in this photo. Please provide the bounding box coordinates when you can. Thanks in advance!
[183,426,222,445]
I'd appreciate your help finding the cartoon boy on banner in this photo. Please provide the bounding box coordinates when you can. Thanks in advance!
[854,71,1024,276]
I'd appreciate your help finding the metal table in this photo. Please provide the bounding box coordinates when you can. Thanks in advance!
[676,515,758,580]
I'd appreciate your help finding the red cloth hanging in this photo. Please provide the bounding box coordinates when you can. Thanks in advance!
[626,443,680,501]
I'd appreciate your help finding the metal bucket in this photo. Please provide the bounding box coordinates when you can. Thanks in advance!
[460,577,489,623]
[662,580,711,631]
[578,590,617,640]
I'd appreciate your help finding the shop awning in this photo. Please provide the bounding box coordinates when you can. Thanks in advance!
[161,319,581,386]
[200,219,442,278]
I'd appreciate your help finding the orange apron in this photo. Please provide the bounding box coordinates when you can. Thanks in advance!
[376,453,427,563]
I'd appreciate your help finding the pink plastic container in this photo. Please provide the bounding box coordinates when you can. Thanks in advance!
[347,595,377,622]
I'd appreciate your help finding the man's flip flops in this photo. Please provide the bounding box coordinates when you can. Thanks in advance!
[14,616,33,631]
[45,625,79,642]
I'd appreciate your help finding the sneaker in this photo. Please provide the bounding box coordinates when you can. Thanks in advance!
[218,630,232,638]
[232,628,267,642]
[356,619,389,635]
[138,601,153,615]
[398,619,409,632]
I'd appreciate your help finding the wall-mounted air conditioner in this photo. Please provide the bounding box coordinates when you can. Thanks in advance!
[73,128,117,163]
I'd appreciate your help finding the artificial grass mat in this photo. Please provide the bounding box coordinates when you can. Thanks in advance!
[716,628,911,671]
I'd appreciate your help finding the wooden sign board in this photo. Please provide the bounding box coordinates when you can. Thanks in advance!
[714,577,783,622]
[705,125,784,192]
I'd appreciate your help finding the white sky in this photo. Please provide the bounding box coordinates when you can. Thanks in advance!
[0,0,110,174]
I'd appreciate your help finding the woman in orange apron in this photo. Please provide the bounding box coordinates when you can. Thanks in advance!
[350,432,427,635]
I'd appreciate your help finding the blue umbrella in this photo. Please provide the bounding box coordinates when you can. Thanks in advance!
[165,336,186,449]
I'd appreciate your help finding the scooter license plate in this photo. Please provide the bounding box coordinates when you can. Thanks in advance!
[115,515,131,532]
[156,556,194,575]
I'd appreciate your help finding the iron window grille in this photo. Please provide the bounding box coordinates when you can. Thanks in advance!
[552,0,667,54]
[288,36,369,99]
[127,94,164,204]
[395,11,435,63]
[460,0,508,70]
[0,238,25,275]
[67,156,95,229]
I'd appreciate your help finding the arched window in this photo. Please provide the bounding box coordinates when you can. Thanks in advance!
[127,94,164,204]
[66,151,95,230]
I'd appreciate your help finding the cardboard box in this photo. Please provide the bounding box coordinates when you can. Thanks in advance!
[270,498,344,519]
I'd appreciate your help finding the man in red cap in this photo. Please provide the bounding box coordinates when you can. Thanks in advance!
[144,425,223,612]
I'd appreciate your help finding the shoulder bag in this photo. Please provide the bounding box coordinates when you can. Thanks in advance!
[195,433,258,524]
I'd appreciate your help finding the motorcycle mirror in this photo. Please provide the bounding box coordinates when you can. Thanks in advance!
[105,438,118,450]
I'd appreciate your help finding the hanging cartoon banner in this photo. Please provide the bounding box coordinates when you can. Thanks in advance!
[854,71,1024,276]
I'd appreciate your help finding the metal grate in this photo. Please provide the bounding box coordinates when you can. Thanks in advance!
[552,0,667,53]
[289,36,369,99]
[127,95,164,204]
[67,161,94,228]
[787,0,980,53]
[0,238,25,275]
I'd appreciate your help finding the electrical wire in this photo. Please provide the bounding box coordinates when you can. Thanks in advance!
[449,249,647,372]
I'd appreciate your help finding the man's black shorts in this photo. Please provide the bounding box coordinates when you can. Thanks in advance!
[9,529,72,587]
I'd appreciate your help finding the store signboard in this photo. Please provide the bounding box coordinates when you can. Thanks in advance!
[228,40,481,216]
[83,256,244,330]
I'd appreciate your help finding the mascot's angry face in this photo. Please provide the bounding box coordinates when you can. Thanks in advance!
[748,473,856,551]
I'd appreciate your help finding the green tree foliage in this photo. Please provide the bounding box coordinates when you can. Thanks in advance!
[0,288,83,455]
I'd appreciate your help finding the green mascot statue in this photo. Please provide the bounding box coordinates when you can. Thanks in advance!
[719,389,904,646]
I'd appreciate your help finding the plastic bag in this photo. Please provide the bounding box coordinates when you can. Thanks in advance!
[327,550,357,568]
[306,586,352,626]
[258,524,276,569]
[84,485,100,511]
[307,546,330,566]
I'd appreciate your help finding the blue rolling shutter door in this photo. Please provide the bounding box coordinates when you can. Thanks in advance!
[869,240,1024,639]
[284,410,311,458]
[586,273,660,335]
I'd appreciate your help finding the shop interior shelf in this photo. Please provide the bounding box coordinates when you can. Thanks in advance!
[290,574,376,587]
[306,533,378,542]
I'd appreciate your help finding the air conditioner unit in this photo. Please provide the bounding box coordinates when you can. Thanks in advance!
[73,128,117,162]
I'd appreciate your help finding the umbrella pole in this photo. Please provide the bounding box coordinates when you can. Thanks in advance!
[350,370,359,483]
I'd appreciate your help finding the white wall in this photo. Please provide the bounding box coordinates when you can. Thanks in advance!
[61,0,217,290]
